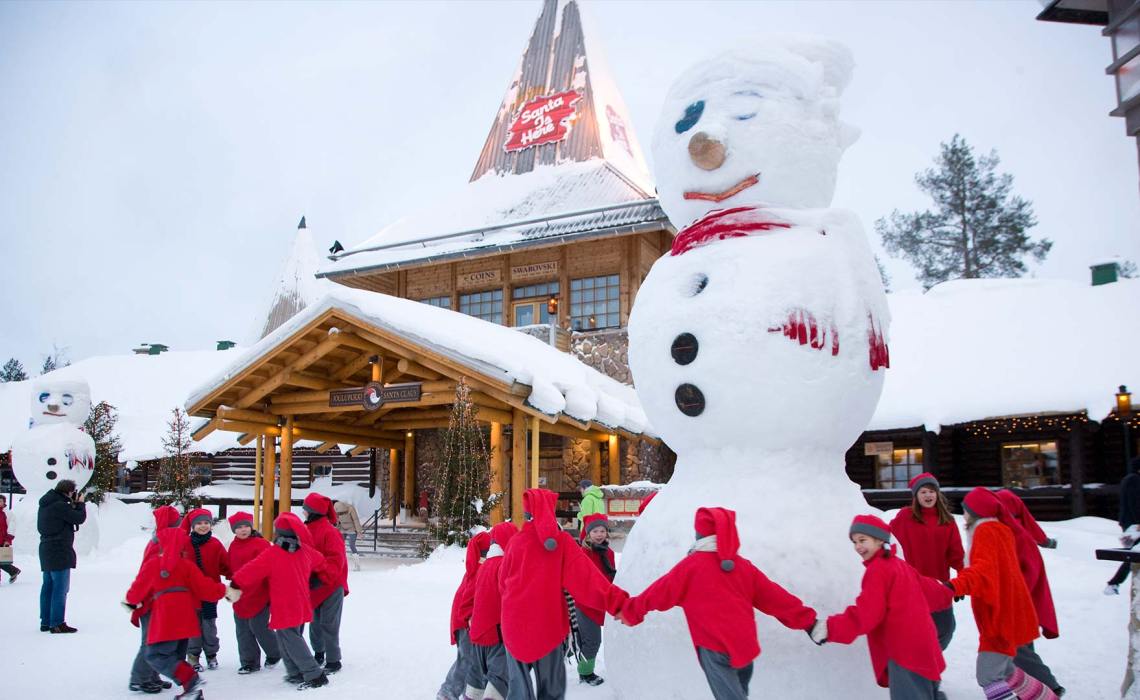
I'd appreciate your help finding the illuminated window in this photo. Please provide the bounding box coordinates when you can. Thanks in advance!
[875,447,923,489]
[512,281,559,326]
[419,296,451,309]
[570,275,619,330]
[1001,441,1058,488]
[459,289,503,324]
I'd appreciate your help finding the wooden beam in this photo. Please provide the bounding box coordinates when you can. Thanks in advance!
[403,431,416,512]
[511,409,526,525]
[608,434,620,485]
[334,332,381,353]
[279,416,294,521]
[284,373,339,390]
[332,352,375,382]
[315,442,338,454]
[530,416,540,489]
[218,420,281,436]
[237,433,256,446]
[236,333,346,409]
[262,436,276,536]
[349,445,369,457]
[397,358,442,380]
[269,401,364,415]
[389,448,400,520]
[292,420,404,443]
[192,417,220,442]
[490,421,504,525]
[379,418,452,431]
[534,420,609,442]
[253,434,263,534]
[270,389,336,406]
[217,406,277,426]
[590,438,602,485]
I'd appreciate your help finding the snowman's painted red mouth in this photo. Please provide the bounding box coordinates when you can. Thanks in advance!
[768,308,840,356]
[671,206,790,256]
[42,411,65,417]
[683,174,760,202]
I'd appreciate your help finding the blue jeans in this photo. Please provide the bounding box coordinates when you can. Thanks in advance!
[40,569,70,628]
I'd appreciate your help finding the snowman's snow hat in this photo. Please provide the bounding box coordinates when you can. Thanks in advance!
[694,507,740,572]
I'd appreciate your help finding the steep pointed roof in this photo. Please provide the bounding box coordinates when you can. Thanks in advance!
[319,0,665,280]
[258,217,337,339]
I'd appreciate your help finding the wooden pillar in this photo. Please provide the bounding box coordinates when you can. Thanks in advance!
[1069,420,1087,516]
[530,416,540,489]
[279,417,294,518]
[607,435,620,485]
[252,434,263,530]
[389,448,400,520]
[403,431,415,512]
[490,421,504,525]
[511,409,527,525]
[590,439,602,485]
[261,436,276,536]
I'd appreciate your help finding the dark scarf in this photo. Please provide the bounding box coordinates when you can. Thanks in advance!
[590,541,616,580]
[189,530,218,620]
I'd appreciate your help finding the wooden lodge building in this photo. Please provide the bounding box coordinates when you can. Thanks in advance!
[3,0,1138,527]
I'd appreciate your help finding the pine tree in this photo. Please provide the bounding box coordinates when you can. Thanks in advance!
[84,401,123,504]
[876,134,1050,289]
[150,407,199,510]
[874,254,891,293]
[40,345,69,375]
[1119,260,1138,279]
[429,378,500,546]
[0,358,28,382]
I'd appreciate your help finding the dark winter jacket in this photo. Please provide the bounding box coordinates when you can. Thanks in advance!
[37,489,87,571]
[1121,473,1140,530]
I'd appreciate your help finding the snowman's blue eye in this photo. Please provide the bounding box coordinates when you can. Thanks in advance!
[675,101,704,134]
[61,394,74,406]
[734,113,756,121]
[39,392,50,404]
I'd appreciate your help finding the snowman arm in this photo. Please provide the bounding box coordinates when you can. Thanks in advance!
[826,566,887,645]
[750,566,817,631]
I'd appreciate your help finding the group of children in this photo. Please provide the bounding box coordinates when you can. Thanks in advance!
[122,492,349,699]
[441,475,1066,700]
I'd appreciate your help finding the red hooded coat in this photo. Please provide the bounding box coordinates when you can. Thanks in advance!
[303,493,349,608]
[182,508,230,581]
[499,489,629,663]
[227,512,271,620]
[622,507,817,669]
[450,531,492,644]
[232,513,324,630]
[125,528,227,644]
[469,522,518,646]
[131,505,185,626]
[827,547,948,686]
[996,490,1058,639]
[889,507,964,585]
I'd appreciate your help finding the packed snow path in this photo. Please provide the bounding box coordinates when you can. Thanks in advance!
[0,505,1129,698]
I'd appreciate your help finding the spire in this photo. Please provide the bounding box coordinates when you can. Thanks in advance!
[257,219,335,339]
[469,0,651,192]
[298,215,307,229]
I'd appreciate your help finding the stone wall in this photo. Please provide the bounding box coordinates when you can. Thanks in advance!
[570,328,631,385]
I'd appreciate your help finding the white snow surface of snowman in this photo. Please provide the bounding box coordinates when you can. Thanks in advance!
[12,378,96,497]
[607,36,891,698]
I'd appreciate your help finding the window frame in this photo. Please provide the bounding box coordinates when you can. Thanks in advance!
[1000,440,1059,488]
[569,274,620,330]
[874,446,924,489]
[458,288,504,325]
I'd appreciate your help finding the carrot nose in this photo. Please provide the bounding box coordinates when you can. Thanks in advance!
[688,132,726,171]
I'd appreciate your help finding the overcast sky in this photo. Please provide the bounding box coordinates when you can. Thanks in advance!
[1,0,1136,372]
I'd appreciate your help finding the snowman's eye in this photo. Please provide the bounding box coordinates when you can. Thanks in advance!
[61,394,74,406]
[38,392,50,404]
[734,113,757,121]
[675,101,704,134]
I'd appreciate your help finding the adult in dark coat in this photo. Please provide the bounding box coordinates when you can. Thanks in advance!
[1107,461,1140,594]
[37,479,87,633]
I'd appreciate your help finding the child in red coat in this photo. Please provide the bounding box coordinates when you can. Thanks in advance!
[232,512,329,690]
[620,507,817,700]
[823,514,949,700]
[439,530,491,700]
[226,511,281,674]
[890,473,964,657]
[948,488,1056,700]
[499,489,628,700]
[574,513,616,686]
[468,522,518,700]
[183,508,230,671]
[127,505,182,694]
[123,527,232,700]
[302,492,349,674]
[0,494,20,583]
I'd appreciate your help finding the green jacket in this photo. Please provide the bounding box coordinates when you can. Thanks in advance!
[578,485,606,528]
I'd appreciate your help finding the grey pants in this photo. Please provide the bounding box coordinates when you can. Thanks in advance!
[888,660,936,700]
[468,642,508,699]
[977,651,1015,686]
[277,625,323,681]
[441,629,475,700]
[235,606,281,668]
[505,643,566,700]
[129,613,161,685]
[308,586,344,664]
[697,647,753,700]
[577,614,601,661]
[187,614,219,658]
[1014,642,1059,690]
[931,608,955,651]
[145,638,189,681]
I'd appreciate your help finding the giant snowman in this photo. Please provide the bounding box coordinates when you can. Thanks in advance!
[11,379,97,498]
[607,37,889,698]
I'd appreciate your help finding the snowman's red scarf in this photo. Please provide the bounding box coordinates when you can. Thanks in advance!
[670,206,791,256]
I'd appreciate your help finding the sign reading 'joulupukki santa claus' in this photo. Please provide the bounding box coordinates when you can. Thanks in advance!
[503,90,582,152]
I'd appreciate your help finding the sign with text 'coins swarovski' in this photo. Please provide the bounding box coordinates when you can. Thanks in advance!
[329,382,423,411]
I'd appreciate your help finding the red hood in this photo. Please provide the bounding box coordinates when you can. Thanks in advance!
[466,532,492,577]
[153,505,181,531]
[303,493,337,525]
[156,527,191,577]
[274,512,316,549]
[490,521,519,550]
[694,507,740,572]
[523,489,562,551]
[996,491,1048,545]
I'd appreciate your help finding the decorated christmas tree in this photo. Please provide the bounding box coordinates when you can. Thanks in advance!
[83,400,123,504]
[429,378,500,545]
[150,407,200,510]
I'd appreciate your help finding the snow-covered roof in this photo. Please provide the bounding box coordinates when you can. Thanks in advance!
[255,220,337,340]
[0,350,247,462]
[870,277,1140,431]
[185,286,652,436]
[318,0,664,279]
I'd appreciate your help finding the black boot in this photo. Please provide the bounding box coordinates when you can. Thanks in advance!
[579,673,605,686]
[297,673,330,690]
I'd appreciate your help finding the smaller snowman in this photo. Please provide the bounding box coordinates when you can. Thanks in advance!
[11,379,96,498]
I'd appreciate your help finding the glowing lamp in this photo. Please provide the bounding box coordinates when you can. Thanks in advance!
[1118,385,1133,417]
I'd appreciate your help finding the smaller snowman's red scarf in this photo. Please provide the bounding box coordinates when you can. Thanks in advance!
[671,206,791,256]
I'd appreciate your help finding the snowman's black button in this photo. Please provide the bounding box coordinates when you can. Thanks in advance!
[46,470,57,480]
[671,333,698,365]
[675,383,705,417]
[47,457,57,466]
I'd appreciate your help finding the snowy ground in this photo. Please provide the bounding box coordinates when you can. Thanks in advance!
[0,499,1130,699]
